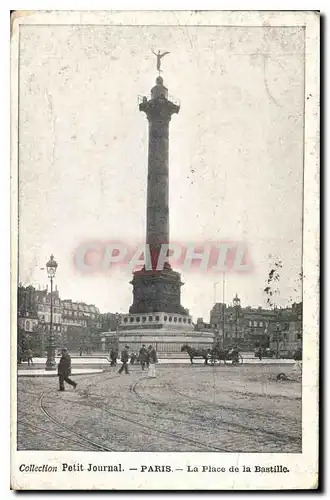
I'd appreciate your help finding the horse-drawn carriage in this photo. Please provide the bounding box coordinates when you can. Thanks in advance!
[181,344,243,365]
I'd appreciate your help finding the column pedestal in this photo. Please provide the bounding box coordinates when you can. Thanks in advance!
[129,267,188,315]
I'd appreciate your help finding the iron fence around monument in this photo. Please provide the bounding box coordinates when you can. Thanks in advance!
[137,94,180,107]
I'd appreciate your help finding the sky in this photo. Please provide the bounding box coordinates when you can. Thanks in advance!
[18,25,304,320]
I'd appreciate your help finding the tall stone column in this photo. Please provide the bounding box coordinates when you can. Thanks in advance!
[146,115,170,252]
[129,76,187,315]
[141,76,179,268]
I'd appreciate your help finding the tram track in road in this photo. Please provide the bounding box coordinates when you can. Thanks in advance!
[130,378,300,446]
[18,370,300,452]
[131,378,300,451]
[167,383,301,445]
[39,391,115,452]
[17,371,131,451]
[167,382,298,420]
[17,370,122,399]
[58,385,230,452]
[17,419,94,451]
[129,378,265,441]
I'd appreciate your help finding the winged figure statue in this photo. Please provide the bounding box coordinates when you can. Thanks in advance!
[152,50,170,72]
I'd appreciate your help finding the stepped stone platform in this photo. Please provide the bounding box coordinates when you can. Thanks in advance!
[101,312,215,354]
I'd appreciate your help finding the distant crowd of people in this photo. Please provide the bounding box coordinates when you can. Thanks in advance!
[109,344,158,377]
[18,342,302,394]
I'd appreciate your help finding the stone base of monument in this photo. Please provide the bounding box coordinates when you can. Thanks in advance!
[103,312,215,354]
[129,268,188,316]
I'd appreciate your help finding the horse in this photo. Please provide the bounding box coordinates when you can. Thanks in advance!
[181,344,209,365]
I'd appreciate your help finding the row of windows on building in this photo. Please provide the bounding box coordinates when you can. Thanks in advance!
[21,320,37,332]
[123,316,192,325]
[37,299,98,316]
[37,306,62,315]
[24,317,101,331]
[38,314,92,326]
[271,332,301,341]
[62,303,98,313]
[38,307,74,317]
[38,297,60,306]
[248,320,268,327]
[63,309,96,319]
[24,316,88,330]
[23,320,63,333]
[62,309,96,318]
[64,318,87,326]
[213,320,268,328]
[38,314,62,324]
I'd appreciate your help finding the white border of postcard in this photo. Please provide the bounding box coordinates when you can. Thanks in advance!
[10,10,319,491]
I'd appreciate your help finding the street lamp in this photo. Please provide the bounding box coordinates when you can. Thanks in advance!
[45,254,58,370]
[233,294,240,339]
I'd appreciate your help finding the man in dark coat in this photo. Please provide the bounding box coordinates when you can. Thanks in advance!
[58,348,77,391]
[110,348,117,366]
[118,345,130,374]
[230,345,240,365]
[147,345,158,378]
[139,344,148,371]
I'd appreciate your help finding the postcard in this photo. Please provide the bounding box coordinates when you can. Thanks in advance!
[11,10,319,490]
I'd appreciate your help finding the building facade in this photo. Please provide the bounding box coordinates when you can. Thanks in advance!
[17,284,105,354]
[268,302,302,354]
[209,295,302,352]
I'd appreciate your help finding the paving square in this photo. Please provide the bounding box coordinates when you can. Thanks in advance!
[17,363,301,453]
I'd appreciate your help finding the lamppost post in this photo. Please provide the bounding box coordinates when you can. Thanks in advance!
[45,254,58,371]
[233,294,240,341]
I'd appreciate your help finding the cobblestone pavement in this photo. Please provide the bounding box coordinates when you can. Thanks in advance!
[16,363,301,453]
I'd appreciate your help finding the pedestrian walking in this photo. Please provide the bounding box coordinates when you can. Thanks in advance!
[231,345,240,365]
[110,348,117,366]
[139,344,148,371]
[57,348,77,391]
[147,345,158,378]
[118,345,130,374]
[256,347,262,361]
[26,348,34,366]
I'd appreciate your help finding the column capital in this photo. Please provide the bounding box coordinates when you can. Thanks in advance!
[139,97,179,122]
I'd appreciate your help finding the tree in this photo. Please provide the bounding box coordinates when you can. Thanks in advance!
[264,259,283,357]
[264,259,283,309]
[289,268,303,305]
